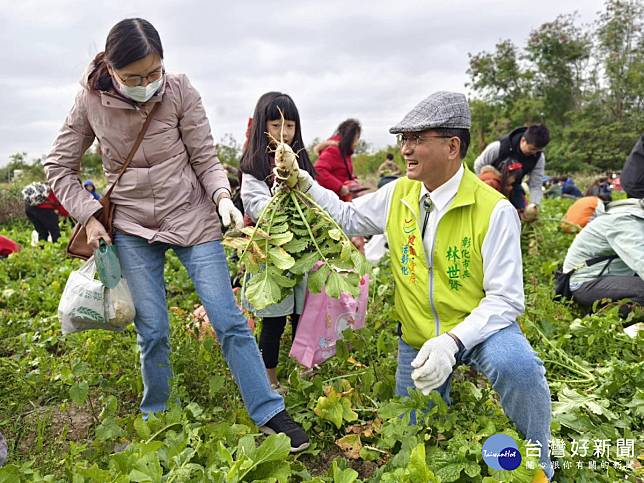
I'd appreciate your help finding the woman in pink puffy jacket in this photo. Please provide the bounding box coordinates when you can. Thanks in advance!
[44,18,308,451]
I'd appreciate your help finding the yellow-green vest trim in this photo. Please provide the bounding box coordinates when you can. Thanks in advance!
[385,168,506,349]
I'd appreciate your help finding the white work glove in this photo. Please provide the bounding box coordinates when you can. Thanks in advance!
[295,168,313,192]
[523,203,539,222]
[218,197,244,229]
[410,333,459,395]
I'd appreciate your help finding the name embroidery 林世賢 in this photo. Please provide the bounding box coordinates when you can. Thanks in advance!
[446,236,472,291]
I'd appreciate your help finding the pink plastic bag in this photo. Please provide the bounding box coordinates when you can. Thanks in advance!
[289,274,369,368]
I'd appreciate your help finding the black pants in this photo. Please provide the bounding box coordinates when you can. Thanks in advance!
[25,205,60,242]
[509,182,526,210]
[259,314,300,369]
[573,275,644,318]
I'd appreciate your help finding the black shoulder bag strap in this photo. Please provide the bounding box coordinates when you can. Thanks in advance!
[554,254,619,300]
[588,254,619,276]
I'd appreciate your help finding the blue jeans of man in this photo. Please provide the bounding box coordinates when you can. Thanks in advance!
[114,233,284,425]
[395,323,553,479]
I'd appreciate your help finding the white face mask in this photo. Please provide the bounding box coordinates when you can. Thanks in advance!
[114,76,163,103]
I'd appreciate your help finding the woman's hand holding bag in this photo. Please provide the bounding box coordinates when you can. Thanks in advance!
[85,216,112,248]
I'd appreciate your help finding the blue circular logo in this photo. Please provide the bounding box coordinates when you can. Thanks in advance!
[482,434,522,471]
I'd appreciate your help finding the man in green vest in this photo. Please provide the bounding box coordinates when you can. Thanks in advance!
[289,91,552,481]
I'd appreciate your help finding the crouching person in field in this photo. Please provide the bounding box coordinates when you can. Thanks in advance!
[286,92,553,481]
[473,124,549,222]
[562,135,644,320]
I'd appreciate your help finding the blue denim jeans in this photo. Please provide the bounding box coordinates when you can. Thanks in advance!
[114,233,284,426]
[396,323,553,479]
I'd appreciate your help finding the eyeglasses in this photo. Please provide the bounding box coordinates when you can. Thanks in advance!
[113,66,164,87]
[396,134,452,148]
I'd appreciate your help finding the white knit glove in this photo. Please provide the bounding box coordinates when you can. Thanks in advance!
[410,334,459,395]
[218,197,244,229]
[523,203,539,222]
[295,168,313,193]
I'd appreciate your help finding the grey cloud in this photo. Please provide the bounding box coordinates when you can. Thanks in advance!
[0,0,605,165]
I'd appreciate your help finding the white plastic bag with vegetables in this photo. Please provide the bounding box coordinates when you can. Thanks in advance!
[95,241,135,328]
[58,257,112,334]
[104,278,135,327]
[58,255,135,334]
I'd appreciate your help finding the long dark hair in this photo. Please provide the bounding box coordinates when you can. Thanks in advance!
[88,18,164,91]
[335,119,361,159]
[240,92,315,184]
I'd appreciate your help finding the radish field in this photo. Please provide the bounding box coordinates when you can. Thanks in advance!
[0,197,641,482]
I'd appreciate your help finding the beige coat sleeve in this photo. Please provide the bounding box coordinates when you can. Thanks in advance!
[44,88,102,225]
[177,75,231,204]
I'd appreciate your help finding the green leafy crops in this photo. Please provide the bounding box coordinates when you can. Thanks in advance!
[0,198,641,482]
[223,190,368,310]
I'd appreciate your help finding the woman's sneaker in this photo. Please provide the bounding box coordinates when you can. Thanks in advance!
[260,410,310,452]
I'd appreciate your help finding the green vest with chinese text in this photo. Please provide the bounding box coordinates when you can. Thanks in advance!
[385,169,505,349]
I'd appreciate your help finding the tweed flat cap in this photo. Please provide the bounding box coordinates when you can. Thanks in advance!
[389,91,471,134]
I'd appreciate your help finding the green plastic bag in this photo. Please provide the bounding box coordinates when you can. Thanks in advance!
[94,241,122,289]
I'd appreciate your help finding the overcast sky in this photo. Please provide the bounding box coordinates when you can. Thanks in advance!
[0,0,606,167]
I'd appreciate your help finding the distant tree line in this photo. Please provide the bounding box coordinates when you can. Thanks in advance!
[466,0,643,172]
